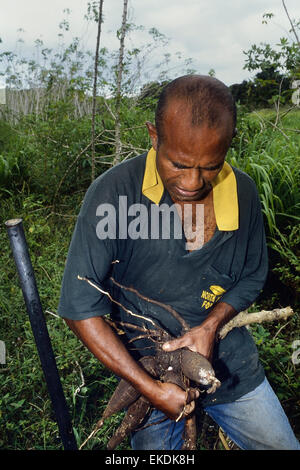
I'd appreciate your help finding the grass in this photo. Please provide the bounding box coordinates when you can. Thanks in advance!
[228,108,300,235]
[0,193,132,450]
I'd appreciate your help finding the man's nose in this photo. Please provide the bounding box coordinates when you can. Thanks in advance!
[180,169,204,191]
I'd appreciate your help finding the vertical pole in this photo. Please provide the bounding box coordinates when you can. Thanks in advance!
[5,218,77,450]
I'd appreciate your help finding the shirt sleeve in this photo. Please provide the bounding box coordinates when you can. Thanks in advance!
[57,179,117,320]
[221,188,269,313]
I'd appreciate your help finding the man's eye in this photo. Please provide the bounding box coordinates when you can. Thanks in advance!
[173,162,186,169]
[205,167,220,172]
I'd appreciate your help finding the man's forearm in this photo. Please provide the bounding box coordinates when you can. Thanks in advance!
[64,316,157,397]
[201,301,237,334]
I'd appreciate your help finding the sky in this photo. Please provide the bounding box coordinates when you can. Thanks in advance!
[0,0,299,88]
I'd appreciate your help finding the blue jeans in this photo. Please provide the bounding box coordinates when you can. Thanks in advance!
[131,377,300,450]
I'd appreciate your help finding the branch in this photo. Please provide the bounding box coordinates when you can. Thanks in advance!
[73,361,85,397]
[103,317,157,336]
[282,0,300,47]
[218,306,294,339]
[253,111,290,139]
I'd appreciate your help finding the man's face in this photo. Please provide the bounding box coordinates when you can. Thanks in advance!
[146,102,233,202]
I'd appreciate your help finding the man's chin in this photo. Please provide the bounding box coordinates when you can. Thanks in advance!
[170,186,212,202]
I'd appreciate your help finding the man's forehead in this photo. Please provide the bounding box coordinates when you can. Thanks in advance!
[162,99,233,134]
[163,115,232,146]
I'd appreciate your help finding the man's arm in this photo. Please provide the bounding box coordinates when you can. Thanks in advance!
[64,316,199,420]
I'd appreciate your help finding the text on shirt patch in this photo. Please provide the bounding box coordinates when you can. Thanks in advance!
[201,285,226,309]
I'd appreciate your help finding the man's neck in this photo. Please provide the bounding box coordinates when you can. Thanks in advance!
[173,191,216,251]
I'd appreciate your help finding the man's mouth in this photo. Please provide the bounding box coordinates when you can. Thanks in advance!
[171,182,212,201]
[175,187,201,198]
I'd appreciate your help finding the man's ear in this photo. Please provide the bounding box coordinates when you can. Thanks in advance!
[145,121,158,151]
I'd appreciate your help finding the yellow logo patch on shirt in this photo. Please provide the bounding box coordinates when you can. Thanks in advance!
[201,285,226,309]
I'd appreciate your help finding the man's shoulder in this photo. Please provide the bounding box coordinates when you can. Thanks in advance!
[95,152,147,187]
[230,165,262,219]
[81,153,147,214]
[231,165,259,196]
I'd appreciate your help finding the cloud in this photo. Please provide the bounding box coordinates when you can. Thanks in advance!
[0,0,299,87]
[129,0,300,84]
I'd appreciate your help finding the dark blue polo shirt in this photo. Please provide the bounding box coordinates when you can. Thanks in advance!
[58,150,268,406]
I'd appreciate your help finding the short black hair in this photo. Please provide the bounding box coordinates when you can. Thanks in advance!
[155,74,237,144]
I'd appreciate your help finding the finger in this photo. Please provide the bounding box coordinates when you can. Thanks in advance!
[186,387,200,402]
[176,401,195,422]
[184,401,195,415]
[162,336,186,352]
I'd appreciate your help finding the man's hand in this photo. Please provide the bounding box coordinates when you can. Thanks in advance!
[162,324,215,361]
[150,381,199,421]
[162,301,237,361]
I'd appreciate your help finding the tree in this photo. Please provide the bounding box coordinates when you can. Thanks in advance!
[114,0,129,166]
[243,3,300,80]
[232,2,300,108]
[91,0,104,182]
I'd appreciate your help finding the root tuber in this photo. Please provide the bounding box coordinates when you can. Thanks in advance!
[180,349,221,394]
[106,396,151,450]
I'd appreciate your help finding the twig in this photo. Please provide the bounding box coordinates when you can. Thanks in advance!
[253,111,290,139]
[279,105,297,120]
[45,309,60,319]
[73,361,85,397]
[45,309,62,320]
[79,427,99,450]
[104,317,157,336]
[29,402,44,413]
[103,99,116,120]
[77,275,158,328]
[40,265,52,281]
[282,127,300,133]
[273,319,292,339]
[127,334,161,344]
[274,77,284,128]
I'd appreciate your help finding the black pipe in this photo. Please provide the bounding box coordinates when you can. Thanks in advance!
[5,218,78,450]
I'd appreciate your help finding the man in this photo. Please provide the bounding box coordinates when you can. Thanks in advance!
[58,75,300,450]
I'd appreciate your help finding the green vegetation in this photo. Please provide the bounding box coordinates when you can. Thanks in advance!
[0,4,299,451]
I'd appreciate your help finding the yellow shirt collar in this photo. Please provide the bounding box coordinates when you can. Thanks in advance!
[142,147,239,231]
